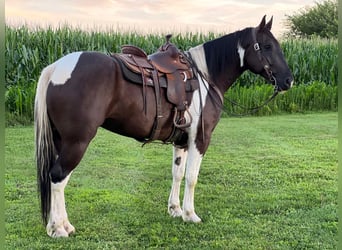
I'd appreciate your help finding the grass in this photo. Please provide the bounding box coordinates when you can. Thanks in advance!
[5,113,337,249]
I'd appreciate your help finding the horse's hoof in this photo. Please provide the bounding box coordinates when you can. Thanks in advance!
[168,204,183,218]
[46,220,75,238]
[64,221,75,235]
[47,226,69,238]
[182,211,202,223]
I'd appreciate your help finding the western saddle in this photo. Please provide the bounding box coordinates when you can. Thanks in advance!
[110,35,198,143]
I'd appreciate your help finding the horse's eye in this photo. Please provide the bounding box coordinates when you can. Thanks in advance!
[264,44,272,50]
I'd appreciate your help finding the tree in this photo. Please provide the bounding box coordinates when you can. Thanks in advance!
[286,0,337,38]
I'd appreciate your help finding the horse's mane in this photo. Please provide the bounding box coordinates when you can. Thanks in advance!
[203,27,253,83]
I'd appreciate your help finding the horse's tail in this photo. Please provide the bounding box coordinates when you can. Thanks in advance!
[34,63,56,225]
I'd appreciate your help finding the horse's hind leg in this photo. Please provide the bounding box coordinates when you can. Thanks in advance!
[47,172,74,237]
[47,136,93,237]
[168,147,188,217]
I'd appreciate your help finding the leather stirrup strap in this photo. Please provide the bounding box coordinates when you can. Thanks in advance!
[149,68,163,141]
[131,56,147,114]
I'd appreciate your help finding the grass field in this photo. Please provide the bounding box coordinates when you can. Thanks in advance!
[5,113,337,249]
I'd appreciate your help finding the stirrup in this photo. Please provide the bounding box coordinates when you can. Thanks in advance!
[173,105,192,129]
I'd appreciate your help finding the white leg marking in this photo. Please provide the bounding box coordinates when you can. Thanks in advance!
[167,46,209,223]
[168,147,188,217]
[50,52,83,85]
[46,173,75,238]
[182,76,209,223]
[182,142,203,223]
[237,43,245,67]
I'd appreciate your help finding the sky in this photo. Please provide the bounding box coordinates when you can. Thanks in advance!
[6,0,316,37]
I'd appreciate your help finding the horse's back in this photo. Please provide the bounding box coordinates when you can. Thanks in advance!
[49,51,114,86]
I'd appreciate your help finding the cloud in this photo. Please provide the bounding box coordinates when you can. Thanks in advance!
[6,0,316,37]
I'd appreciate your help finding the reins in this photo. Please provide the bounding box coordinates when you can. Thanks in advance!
[224,88,278,117]
[196,68,279,117]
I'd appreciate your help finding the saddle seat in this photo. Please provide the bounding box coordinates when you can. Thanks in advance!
[148,37,190,74]
[121,45,147,58]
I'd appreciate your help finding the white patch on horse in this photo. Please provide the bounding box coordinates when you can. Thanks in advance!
[167,45,210,222]
[237,43,245,67]
[168,147,187,218]
[168,79,208,222]
[182,142,203,223]
[186,44,210,135]
[188,45,209,80]
[179,77,208,222]
[50,52,83,85]
[185,76,209,137]
[187,44,210,142]
[46,173,75,237]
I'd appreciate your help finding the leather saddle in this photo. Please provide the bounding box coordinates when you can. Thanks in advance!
[113,35,195,111]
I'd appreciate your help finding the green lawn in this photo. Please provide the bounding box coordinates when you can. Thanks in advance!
[5,113,337,249]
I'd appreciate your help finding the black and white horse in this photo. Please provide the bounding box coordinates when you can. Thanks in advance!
[35,16,293,237]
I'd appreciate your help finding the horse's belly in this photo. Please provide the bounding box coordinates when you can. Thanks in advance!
[101,111,174,142]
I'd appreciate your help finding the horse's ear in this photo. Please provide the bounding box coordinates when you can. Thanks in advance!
[257,15,267,31]
[265,16,273,31]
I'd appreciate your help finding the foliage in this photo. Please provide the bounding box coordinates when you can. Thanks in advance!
[5,113,338,249]
[281,37,337,85]
[4,25,338,124]
[285,0,338,38]
[224,81,337,117]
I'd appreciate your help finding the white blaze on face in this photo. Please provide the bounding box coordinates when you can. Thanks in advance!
[237,43,245,67]
[50,52,83,85]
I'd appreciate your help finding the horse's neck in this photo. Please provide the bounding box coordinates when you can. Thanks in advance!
[199,31,249,94]
[214,62,244,94]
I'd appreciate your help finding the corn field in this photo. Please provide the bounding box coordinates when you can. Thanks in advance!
[5,25,337,124]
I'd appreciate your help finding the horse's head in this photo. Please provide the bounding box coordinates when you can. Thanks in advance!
[244,16,294,92]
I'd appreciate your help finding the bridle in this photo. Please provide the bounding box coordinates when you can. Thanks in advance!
[226,39,280,116]
[251,30,280,93]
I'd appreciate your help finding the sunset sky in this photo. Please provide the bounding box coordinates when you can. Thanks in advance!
[6,0,316,37]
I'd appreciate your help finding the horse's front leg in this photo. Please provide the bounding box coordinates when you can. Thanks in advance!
[182,140,203,223]
[168,146,188,217]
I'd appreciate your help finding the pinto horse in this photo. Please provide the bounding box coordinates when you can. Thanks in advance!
[35,16,293,237]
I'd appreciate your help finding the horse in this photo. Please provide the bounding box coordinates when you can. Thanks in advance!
[35,16,293,237]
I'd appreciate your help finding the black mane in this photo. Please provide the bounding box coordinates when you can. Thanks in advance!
[203,28,253,84]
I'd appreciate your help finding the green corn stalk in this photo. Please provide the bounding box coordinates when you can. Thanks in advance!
[5,24,338,122]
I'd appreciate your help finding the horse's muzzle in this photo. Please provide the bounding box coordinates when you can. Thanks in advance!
[276,75,294,92]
